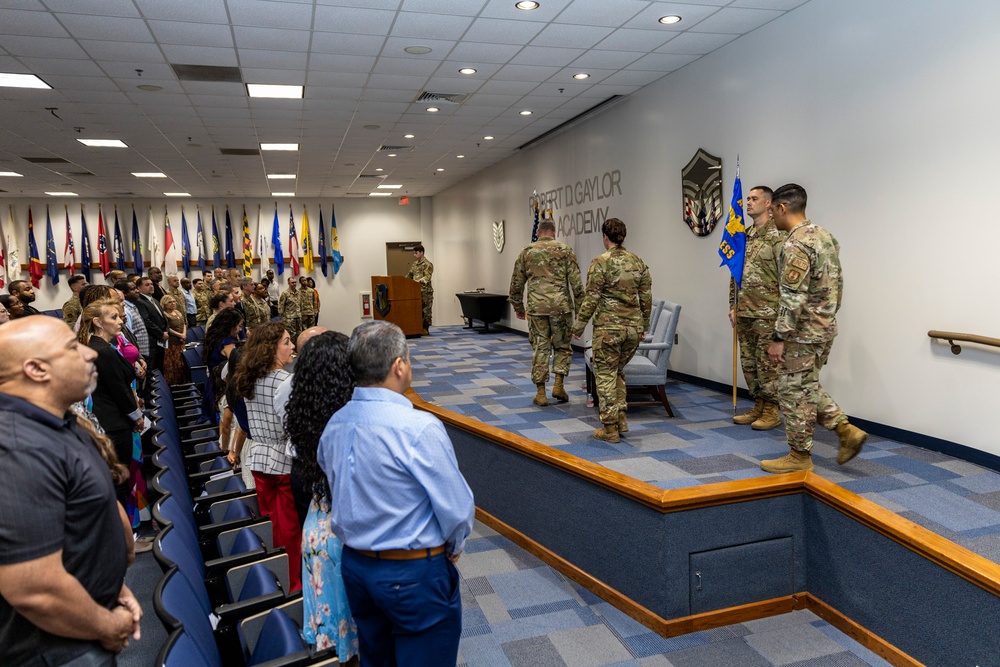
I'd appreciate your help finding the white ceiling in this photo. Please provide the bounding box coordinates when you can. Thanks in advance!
[0,0,807,199]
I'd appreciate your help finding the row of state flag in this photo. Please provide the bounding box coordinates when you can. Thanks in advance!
[0,202,343,288]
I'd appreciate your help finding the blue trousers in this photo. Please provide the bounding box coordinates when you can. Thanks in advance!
[341,548,462,667]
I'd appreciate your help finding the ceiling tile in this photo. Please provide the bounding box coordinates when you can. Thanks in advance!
[510,46,586,67]
[622,3,721,31]
[391,12,474,41]
[233,26,311,52]
[148,20,235,47]
[161,44,240,67]
[310,31,385,56]
[626,52,701,71]
[656,32,737,55]
[399,0,487,16]
[687,7,785,33]
[463,18,546,46]
[493,64,562,82]
[569,49,642,70]
[372,56,442,77]
[42,0,141,17]
[2,35,87,58]
[447,41,523,64]
[530,23,615,49]
[0,9,70,37]
[135,0,230,23]
[552,0,648,28]
[227,0,315,30]
[79,40,164,62]
[312,6,396,36]
[594,28,677,53]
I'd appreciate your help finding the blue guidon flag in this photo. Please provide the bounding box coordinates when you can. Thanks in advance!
[717,161,746,288]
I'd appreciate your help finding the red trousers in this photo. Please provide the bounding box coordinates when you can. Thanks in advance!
[252,471,303,591]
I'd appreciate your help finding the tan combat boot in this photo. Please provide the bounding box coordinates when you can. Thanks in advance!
[733,398,764,425]
[760,449,813,473]
[751,402,781,431]
[617,412,628,433]
[593,423,620,443]
[533,384,548,406]
[835,420,868,465]
[552,374,569,403]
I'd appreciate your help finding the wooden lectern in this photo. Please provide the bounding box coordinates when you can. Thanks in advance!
[371,276,422,337]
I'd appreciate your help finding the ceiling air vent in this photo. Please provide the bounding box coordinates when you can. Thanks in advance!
[378,145,411,152]
[21,156,69,164]
[357,174,383,179]
[58,171,94,176]
[172,64,243,83]
[219,148,260,156]
[414,91,467,105]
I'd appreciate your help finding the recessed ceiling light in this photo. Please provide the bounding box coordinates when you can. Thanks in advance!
[404,134,415,139]
[164,192,191,197]
[78,139,128,148]
[0,171,24,177]
[369,192,393,197]
[272,192,295,197]
[436,168,445,172]
[516,1,539,10]
[136,84,162,92]
[132,172,166,178]
[387,153,397,158]
[519,110,532,116]
[246,83,303,99]
[484,135,494,140]
[573,73,590,80]
[377,184,402,189]
[456,155,465,159]
[375,168,384,172]
[0,73,51,89]
[267,174,295,179]
[45,191,77,196]
[260,143,298,151]
[404,46,432,55]
[459,68,477,75]
[658,15,682,24]
[426,107,440,113]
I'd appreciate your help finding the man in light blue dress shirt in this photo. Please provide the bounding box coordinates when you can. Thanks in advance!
[318,320,474,667]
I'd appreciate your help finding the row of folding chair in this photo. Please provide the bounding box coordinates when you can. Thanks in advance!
[146,371,335,667]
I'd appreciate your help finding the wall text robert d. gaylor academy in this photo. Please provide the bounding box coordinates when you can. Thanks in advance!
[536,170,622,238]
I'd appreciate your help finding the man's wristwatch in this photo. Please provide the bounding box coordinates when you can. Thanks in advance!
[771,332,784,342]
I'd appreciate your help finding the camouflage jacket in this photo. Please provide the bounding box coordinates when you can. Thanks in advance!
[166,286,185,309]
[729,219,788,320]
[243,295,270,330]
[194,286,212,324]
[508,236,584,316]
[279,287,301,320]
[298,287,317,317]
[406,258,433,293]
[62,295,81,327]
[775,219,843,344]
[573,246,652,335]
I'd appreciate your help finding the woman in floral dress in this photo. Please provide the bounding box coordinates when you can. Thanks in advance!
[284,331,358,661]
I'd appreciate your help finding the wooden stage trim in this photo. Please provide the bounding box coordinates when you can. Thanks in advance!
[409,389,1000,599]
[475,507,926,667]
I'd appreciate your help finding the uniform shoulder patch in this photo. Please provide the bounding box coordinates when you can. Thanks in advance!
[788,256,809,272]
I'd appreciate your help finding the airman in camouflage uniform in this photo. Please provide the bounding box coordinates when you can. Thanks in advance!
[729,186,787,430]
[509,220,584,406]
[405,245,433,334]
[278,276,303,344]
[572,218,652,443]
[761,184,866,473]
[297,276,317,328]
[193,277,212,325]
[243,287,270,331]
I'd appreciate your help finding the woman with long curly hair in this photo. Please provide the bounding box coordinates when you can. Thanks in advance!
[231,321,301,590]
[200,308,243,425]
[285,332,358,659]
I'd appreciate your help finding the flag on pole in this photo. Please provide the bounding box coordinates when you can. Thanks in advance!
[164,206,180,272]
[717,159,746,288]
[211,207,221,268]
[45,207,59,285]
[530,192,540,242]
[180,207,191,277]
[5,206,20,284]
[97,206,111,278]
[242,206,252,277]
[195,207,205,274]
[301,206,314,274]
[0,209,9,289]
[63,206,76,277]
[27,206,43,288]
[271,204,284,275]
[318,207,328,277]
[288,205,300,276]
[255,205,270,278]
[131,206,143,277]
[330,204,343,275]
[113,207,125,272]
[224,207,236,269]
[80,205,92,283]
[148,206,163,270]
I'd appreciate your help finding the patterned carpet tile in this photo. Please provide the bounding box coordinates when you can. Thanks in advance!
[412,326,1000,566]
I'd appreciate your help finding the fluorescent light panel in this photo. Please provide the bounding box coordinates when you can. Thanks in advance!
[377,184,402,189]
[247,83,303,99]
[267,174,296,179]
[261,143,298,151]
[0,73,51,89]
[78,139,128,148]
[45,191,77,196]
[272,192,295,196]
[163,192,190,197]
[132,172,166,178]
[0,171,23,177]
[369,192,393,197]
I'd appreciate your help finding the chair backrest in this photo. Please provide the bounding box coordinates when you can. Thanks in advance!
[647,299,665,334]
[230,527,266,556]
[186,326,205,343]
[158,628,217,667]
[248,608,304,666]
[154,568,221,666]
[648,300,681,370]
[238,563,281,601]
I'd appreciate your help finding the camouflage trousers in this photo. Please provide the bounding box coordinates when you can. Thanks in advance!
[592,326,640,425]
[736,317,781,403]
[527,312,573,384]
[283,316,302,348]
[776,340,847,452]
[420,289,433,330]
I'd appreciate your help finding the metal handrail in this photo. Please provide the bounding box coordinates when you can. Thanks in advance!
[927,330,1000,355]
